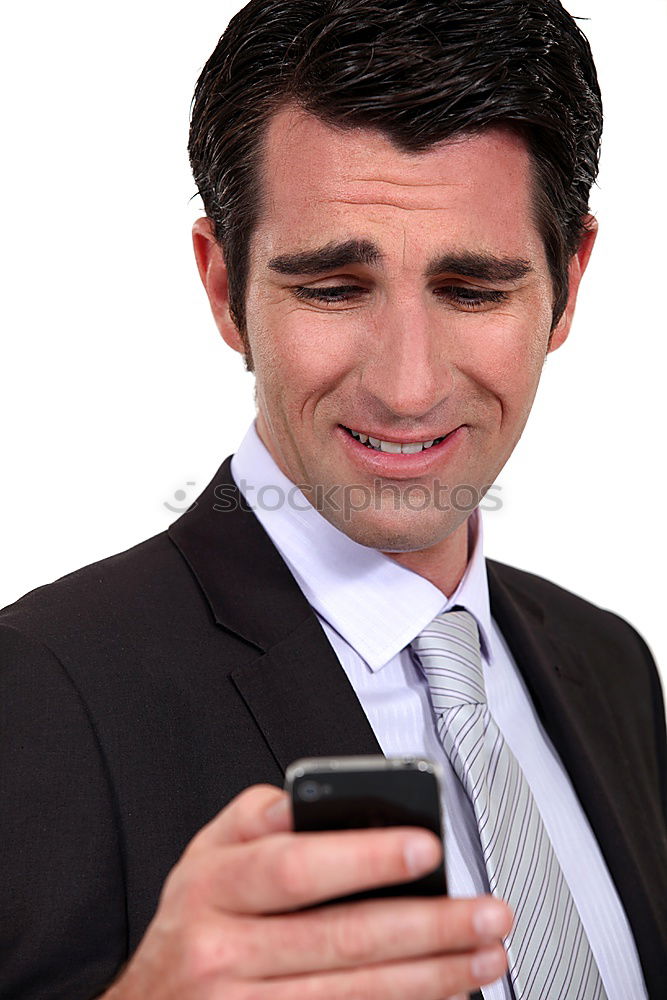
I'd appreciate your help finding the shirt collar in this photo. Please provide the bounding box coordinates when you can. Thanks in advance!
[231,420,493,669]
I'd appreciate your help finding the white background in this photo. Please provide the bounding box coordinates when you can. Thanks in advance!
[1,2,666,688]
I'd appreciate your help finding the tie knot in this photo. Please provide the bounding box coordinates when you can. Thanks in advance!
[411,607,486,708]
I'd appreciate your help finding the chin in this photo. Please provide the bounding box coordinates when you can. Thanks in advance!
[322,504,465,554]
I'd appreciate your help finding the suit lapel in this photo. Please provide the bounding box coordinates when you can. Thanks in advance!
[231,615,382,772]
[168,455,382,770]
[487,559,666,997]
[168,455,311,652]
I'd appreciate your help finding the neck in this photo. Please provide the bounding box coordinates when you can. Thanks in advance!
[383,516,471,597]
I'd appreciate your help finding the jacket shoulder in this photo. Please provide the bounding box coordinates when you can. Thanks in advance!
[487,556,655,654]
[0,529,204,650]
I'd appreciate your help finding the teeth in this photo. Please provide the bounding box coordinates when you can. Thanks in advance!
[347,427,447,453]
[380,440,402,453]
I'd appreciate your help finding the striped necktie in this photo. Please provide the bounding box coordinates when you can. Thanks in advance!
[410,608,607,999]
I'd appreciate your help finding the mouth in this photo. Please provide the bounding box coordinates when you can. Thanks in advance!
[341,425,453,454]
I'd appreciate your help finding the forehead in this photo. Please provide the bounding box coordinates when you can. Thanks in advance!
[253,105,543,265]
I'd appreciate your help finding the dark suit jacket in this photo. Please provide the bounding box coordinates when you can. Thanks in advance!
[1,455,666,999]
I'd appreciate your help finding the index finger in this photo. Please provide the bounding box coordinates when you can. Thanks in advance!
[207,825,443,914]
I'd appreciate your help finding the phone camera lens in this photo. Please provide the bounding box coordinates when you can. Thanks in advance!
[298,781,321,802]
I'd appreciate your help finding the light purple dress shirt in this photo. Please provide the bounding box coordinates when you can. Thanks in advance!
[231,420,647,1000]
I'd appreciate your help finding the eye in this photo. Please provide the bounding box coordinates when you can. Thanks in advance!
[292,284,367,305]
[435,286,509,311]
[290,283,510,310]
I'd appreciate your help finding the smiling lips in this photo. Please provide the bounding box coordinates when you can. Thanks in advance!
[343,425,453,454]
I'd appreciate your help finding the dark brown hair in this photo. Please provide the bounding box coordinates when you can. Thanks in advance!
[189,0,602,367]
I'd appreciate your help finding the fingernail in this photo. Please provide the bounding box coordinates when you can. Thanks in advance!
[265,796,290,824]
[472,946,506,982]
[473,901,510,937]
[404,833,441,875]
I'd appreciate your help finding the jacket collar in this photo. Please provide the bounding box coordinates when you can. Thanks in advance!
[168,455,313,651]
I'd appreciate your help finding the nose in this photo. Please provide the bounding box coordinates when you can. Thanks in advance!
[360,294,454,419]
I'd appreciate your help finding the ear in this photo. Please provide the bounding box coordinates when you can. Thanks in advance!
[547,215,598,354]
[192,217,246,355]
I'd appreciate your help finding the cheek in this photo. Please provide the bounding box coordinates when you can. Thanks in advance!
[462,301,552,405]
[248,307,361,409]
[454,332,546,474]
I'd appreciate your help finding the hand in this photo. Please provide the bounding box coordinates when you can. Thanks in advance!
[103,784,512,999]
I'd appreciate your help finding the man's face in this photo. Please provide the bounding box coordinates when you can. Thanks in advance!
[201,106,590,554]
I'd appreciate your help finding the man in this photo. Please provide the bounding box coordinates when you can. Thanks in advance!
[1,1,665,998]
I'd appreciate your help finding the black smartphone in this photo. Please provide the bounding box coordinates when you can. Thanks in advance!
[285,754,446,903]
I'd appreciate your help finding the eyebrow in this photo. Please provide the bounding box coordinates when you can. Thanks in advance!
[267,239,382,275]
[267,239,532,282]
[425,252,533,282]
